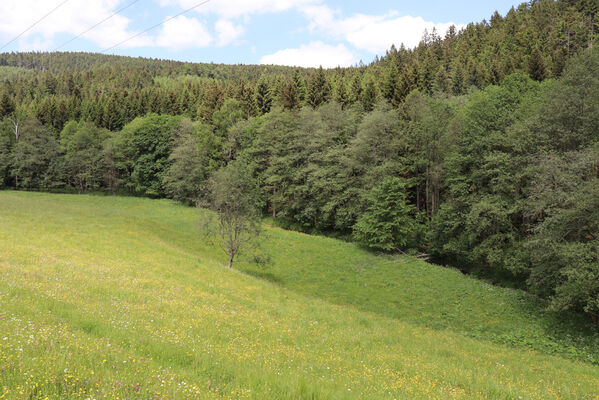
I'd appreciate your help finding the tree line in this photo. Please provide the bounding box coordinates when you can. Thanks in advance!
[0,0,596,135]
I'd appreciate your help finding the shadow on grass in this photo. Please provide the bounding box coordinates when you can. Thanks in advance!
[240,268,283,285]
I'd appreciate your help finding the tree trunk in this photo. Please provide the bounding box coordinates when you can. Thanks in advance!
[13,121,19,142]
[228,252,234,268]
[425,164,431,219]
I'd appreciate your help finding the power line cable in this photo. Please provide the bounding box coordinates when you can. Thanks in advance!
[0,0,71,51]
[54,0,142,51]
[102,0,210,53]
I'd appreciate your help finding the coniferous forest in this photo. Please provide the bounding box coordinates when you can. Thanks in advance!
[1,0,598,322]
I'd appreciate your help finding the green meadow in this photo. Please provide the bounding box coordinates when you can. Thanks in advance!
[0,191,598,399]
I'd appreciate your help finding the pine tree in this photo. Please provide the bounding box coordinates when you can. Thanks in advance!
[419,57,436,95]
[552,47,569,77]
[53,100,69,133]
[466,58,480,87]
[452,64,465,95]
[36,97,56,127]
[255,76,273,115]
[529,47,547,81]
[307,66,330,109]
[397,67,417,101]
[349,74,363,104]
[360,77,377,112]
[197,82,224,121]
[280,81,300,111]
[292,69,306,103]
[352,178,416,252]
[433,66,451,93]
[103,92,124,131]
[334,78,350,108]
[167,91,179,115]
[235,80,257,118]
[0,91,15,118]
[382,62,400,106]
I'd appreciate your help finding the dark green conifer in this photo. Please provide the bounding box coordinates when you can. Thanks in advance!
[307,66,330,109]
[529,47,547,81]
[254,76,273,115]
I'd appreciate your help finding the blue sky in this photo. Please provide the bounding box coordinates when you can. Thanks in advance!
[0,0,523,67]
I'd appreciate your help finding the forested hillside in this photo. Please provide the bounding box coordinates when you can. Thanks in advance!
[0,0,598,322]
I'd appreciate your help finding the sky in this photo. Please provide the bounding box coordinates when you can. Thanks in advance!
[0,0,524,68]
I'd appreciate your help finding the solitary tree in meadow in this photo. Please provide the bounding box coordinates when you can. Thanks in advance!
[205,160,262,268]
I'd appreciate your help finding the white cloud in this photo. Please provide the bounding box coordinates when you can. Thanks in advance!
[0,0,151,50]
[300,5,465,54]
[215,19,244,46]
[0,0,465,56]
[346,17,462,53]
[260,41,356,68]
[156,15,211,49]
[156,0,321,47]
[158,0,320,19]
[17,36,54,52]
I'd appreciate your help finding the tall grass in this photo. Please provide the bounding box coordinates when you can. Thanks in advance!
[0,191,597,399]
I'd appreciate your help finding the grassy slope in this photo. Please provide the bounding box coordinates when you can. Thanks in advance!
[242,227,599,364]
[0,191,598,399]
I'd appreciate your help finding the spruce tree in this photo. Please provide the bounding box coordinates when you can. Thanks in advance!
[433,66,451,93]
[254,76,273,115]
[382,62,400,106]
[451,64,465,95]
[334,78,350,108]
[397,66,417,101]
[280,81,300,111]
[292,69,306,103]
[349,74,363,104]
[0,91,15,118]
[529,47,547,81]
[360,77,377,112]
[353,178,416,252]
[307,66,330,109]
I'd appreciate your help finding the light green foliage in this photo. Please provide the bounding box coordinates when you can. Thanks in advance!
[60,120,109,192]
[0,120,12,187]
[205,160,263,268]
[429,73,538,279]
[352,177,417,251]
[197,82,224,122]
[522,48,599,152]
[243,104,360,231]
[115,114,182,197]
[403,90,456,217]
[213,99,244,138]
[525,149,599,314]
[349,104,408,185]
[0,192,598,399]
[162,120,219,204]
[12,119,62,190]
[0,0,598,337]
